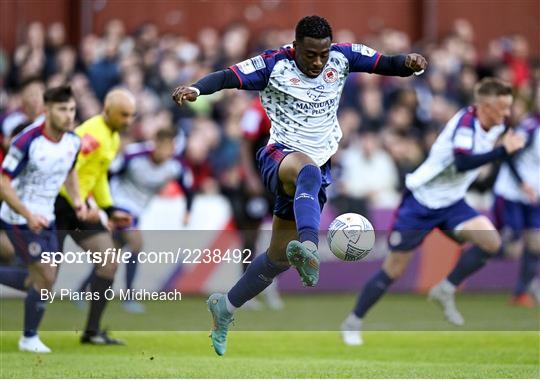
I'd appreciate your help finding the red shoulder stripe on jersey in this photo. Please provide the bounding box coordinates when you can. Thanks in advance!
[0,167,14,179]
[12,123,43,151]
[229,65,243,89]
[371,53,382,72]
[457,107,476,129]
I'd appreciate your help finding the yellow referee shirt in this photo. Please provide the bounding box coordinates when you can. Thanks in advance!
[60,115,120,209]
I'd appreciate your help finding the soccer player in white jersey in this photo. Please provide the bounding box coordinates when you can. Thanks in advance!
[76,127,194,313]
[172,15,427,355]
[340,78,525,346]
[0,86,85,353]
[493,88,540,306]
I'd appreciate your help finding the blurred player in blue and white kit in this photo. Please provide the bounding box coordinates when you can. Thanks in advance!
[493,88,540,306]
[76,127,194,313]
[341,78,525,346]
[0,86,85,353]
[172,15,427,355]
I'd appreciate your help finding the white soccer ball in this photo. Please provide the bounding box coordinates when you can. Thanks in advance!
[327,213,375,261]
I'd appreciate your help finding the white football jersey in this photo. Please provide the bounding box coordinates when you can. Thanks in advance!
[406,106,505,209]
[494,114,540,203]
[231,43,381,166]
[1,122,80,224]
[109,141,192,217]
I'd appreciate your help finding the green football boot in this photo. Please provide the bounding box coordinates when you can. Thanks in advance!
[286,240,320,287]
[207,293,234,356]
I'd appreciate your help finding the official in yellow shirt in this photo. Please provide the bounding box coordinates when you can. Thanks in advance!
[60,113,119,209]
[54,88,136,345]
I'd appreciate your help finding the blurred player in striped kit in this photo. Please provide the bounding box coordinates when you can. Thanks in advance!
[341,78,525,346]
[493,86,540,307]
[0,86,84,353]
[76,127,194,313]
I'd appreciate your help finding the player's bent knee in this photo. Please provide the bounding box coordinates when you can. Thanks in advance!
[503,239,523,259]
[130,244,144,254]
[525,231,540,254]
[95,262,119,279]
[279,152,316,191]
[459,216,501,254]
[36,273,56,291]
[382,252,412,279]
[478,233,502,255]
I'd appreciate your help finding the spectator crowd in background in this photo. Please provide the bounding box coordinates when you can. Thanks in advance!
[1,19,538,220]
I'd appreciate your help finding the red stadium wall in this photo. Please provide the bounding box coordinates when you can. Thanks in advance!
[436,0,540,54]
[0,0,80,52]
[1,0,538,55]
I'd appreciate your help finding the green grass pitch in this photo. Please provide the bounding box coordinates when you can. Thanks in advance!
[1,294,538,378]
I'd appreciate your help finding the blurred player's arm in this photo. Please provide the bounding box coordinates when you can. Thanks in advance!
[506,156,524,184]
[454,129,525,172]
[240,137,264,196]
[505,133,538,202]
[0,140,48,232]
[93,171,132,228]
[0,174,48,232]
[108,151,127,177]
[176,165,195,226]
[63,168,87,220]
[172,70,241,106]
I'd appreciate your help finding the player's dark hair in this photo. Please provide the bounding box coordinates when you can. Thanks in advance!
[295,15,333,42]
[43,85,74,103]
[154,127,176,141]
[474,77,512,99]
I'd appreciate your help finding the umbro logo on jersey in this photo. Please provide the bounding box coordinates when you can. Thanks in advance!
[290,78,301,85]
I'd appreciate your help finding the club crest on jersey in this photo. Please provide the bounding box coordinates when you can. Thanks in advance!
[323,68,338,83]
[80,134,100,155]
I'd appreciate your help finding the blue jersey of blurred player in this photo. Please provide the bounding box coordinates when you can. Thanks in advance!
[76,127,194,313]
[493,89,540,307]
[0,86,85,353]
[340,78,525,346]
[172,15,427,355]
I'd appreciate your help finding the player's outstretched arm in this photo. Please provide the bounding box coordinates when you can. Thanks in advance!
[504,133,538,203]
[373,53,428,77]
[454,129,525,172]
[404,53,428,74]
[172,69,241,107]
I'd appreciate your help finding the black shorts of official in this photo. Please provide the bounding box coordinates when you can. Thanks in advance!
[54,195,108,246]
